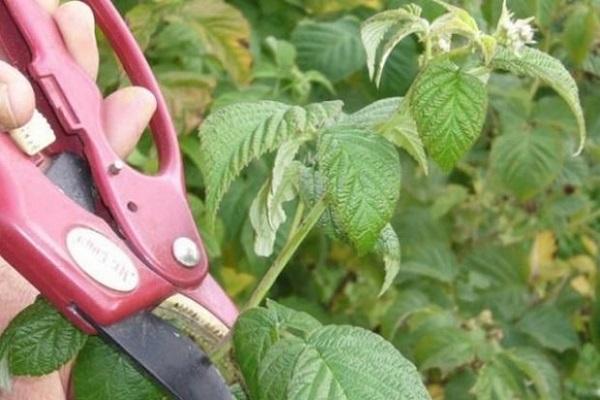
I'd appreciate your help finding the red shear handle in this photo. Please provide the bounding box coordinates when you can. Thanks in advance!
[0,0,208,287]
[85,0,179,170]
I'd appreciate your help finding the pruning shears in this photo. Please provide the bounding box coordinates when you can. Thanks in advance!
[0,1,238,399]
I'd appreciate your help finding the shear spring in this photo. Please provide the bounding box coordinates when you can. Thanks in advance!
[9,110,55,156]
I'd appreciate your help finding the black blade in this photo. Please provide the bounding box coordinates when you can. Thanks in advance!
[46,154,232,400]
[90,311,232,400]
[45,152,96,210]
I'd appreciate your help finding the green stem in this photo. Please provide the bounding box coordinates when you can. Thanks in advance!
[243,196,326,311]
[210,197,326,364]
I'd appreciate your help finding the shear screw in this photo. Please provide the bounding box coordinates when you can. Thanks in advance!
[109,160,125,175]
[173,237,201,268]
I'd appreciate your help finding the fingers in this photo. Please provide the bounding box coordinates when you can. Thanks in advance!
[35,0,59,13]
[0,62,35,130]
[53,1,99,80]
[102,87,157,158]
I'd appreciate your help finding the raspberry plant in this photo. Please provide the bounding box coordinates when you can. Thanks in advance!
[1,0,598,399]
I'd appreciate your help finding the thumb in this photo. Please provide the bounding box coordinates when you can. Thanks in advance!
[0,62,34,131]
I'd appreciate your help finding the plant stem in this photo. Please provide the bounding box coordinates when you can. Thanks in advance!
[210,197,326,363]
[242,196,327,311]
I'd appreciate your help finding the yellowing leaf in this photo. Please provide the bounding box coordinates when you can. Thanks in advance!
[529,231,557,282]
[581,235,599,257]
[173,1,252,83]
[571,275,594,298]
[569,255,596,275]
[304,0,382,14]
[221,267,256,297]
[428,383,444,400]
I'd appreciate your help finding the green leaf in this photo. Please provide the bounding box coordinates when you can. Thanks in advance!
[566,344,600,397]
[361,6,427,86]
[250,140,303,257]
[409,59,488,171]
[430,184,468,218]
[563,5,599,66]
[516,305,579,352]
[339,97,401,129]
[200,100,343,225]
[235,302,429,400]
[374,224,401,295]
[292,17,366,82]
[505,348,561,400]
[339,98,428,173]
[381,290,430,341]
[318,127,402,253]
[233,301,322,398]
[414,327,477,373]
[266,325,429,400]
[0,357,10,392]
[0,297,87,376]
[428,1,480,39]
[73,337,166,400]
[472,354,523,400]
[491,46,586,154]
[403,244,458,283]
[490,129,565,199]
[231,383,249,400]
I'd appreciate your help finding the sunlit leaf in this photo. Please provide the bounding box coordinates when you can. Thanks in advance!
[410,60,487,170]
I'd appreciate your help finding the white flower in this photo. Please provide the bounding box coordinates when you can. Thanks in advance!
[496,1,536,53]
[436,33,452,53]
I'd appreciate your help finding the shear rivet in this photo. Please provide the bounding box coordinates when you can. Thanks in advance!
[173,237,201,268]
[109,160,125,175]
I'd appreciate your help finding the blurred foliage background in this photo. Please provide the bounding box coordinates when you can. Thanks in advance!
[106,0,600,398]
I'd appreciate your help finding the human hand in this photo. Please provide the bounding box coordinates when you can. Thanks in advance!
[0,1,156,398]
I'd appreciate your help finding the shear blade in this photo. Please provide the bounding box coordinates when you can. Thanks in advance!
[91,311,232,400]
[45,154,231,400]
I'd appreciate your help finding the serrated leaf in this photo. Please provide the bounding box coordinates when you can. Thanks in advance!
[173,0,252,83]
[339,97,401,129]
[516,305,579,352]
[563,5,599,66]
[472,354,523,400]
[157,70,215,134]
[127,0,252,83]
[491,46,586,154]
[361,6,427,86]
[382,109,429,174]
[250,141,303,257]
[231,383,249,400]
[428,2,480,39]
[199,101,343,225]
[318,128,402,253]
[381,290,430,341]
[414,327,477,373]
[490,129,565,199]
[292,17,366,82]
[0,357,10,391]
[0,297,87,376]
[260,326,428,400]
[410,60,488,171]
[374,224,401,295]
[338,98,428,173]
[505,347,561,400]
[233,302,322,398]
[403,244,458,283]
[73,337,166,400]
[297,166,348,244]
